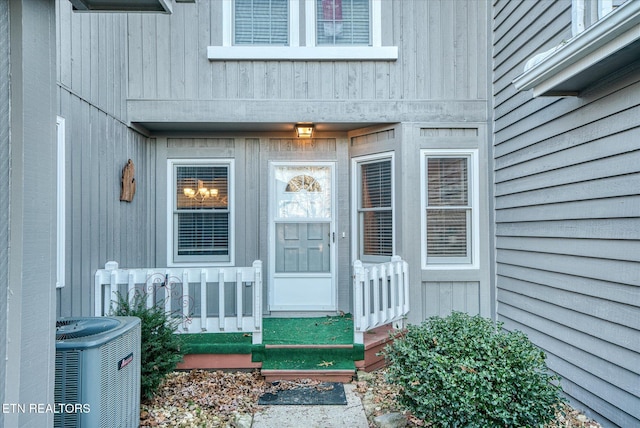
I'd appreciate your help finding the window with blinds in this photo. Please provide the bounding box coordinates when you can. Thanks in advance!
[358,159,392,260]
[174,164,231,263]
[234,0,289,45]
[316,0,370,45]
[425,156,471,264]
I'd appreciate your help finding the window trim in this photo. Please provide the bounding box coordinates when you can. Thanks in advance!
[56,116,66,289]
[351,152,395,264]
[304,0,381,47]
[225,0,299,47]
[167,159,235,267]
[513,0,640,96]
[210,0,397,61]
[572,0,623,36]
[421,149,479,270]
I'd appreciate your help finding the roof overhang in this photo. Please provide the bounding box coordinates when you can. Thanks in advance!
[127,98,489,135]
[69,0,173,13]
[513,1,640,97]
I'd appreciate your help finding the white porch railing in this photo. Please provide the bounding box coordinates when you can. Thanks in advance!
[94,260,263,344]
[352,255,409,344]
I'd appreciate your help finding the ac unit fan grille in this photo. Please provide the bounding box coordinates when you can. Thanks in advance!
[56,318,120,340]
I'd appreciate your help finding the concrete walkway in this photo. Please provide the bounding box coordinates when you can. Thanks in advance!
[251,383,369,428]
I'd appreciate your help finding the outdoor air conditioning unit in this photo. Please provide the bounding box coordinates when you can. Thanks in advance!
[54,316,141,428]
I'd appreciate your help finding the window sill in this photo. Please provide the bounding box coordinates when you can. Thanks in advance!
[207,46,398,61]
[422,263,479,271]
[512,0,640,97]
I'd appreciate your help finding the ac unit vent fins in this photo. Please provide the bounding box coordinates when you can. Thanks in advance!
[56,318,120,340]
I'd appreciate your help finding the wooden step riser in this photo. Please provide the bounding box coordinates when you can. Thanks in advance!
[261,369,355,383]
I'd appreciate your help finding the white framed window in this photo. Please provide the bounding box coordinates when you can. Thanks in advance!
[352,152,394,263]
[210,0,396,60]
[168,160,234,266]
[572,0,627,36]
[233,0,290,45]
[421,150,479,269]
[56,116,66,288]
[313,0,371,46]
[513,0,638,96]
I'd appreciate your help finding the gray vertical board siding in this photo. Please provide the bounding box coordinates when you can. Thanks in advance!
[492,0,640,425]
[0,0,9,420]
[244,138,261,263]
[5,1,57,426]
[56,0,152,318]
[413,124,492,323]
[422,281,481,317]
[127,0,488,103]
[348,123,491,325]
[155,136,350,312]
[336,138,351,312]
[159,137,238,267]
[57,0,129,121]
[57,89,151,318]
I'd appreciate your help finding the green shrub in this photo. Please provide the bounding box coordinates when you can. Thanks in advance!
[384,312,565,427]
[111,291,184,401]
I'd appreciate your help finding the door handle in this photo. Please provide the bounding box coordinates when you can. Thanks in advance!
[328,232,335,247]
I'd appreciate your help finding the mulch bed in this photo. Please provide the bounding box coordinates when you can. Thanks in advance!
[140,369,602,427]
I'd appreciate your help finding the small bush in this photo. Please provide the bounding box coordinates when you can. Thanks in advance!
[384,312,565,427]
[111,291,184,401]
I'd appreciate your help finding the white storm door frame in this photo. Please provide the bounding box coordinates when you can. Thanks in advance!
[268,161,337,311]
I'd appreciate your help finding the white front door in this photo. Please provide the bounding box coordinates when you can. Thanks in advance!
[269,162,336,311]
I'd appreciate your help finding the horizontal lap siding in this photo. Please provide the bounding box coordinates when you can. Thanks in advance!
[492,1,640,426]
[127,0,488,102]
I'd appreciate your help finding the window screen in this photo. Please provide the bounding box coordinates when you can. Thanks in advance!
[174,165,230,262]
[359,159,392,259]
[316,0,370,45]
[425,157,471,263]
[234,0,289,45]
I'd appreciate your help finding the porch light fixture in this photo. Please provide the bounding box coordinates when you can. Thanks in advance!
[183,180,218,202]
[295,124,314,138]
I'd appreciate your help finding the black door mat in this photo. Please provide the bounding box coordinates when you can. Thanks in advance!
[258,382,347,405]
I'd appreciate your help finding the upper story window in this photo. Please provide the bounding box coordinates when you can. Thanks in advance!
[210,0,397,60]
[234,0,289,45]
[572,0,628,36]
[316,0,370,45]
[513,0,640,96]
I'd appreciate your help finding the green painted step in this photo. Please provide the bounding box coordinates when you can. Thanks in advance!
[262,315,354,345]
[256,347,357,371]
[257,316,362,371]
[179,316,364,372]
[180,332,253,354]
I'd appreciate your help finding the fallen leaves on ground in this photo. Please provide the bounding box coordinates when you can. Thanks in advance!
[141,369,603,428]
[263,378,331,394]
[140,370,265,427]
[355,368,603,428]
